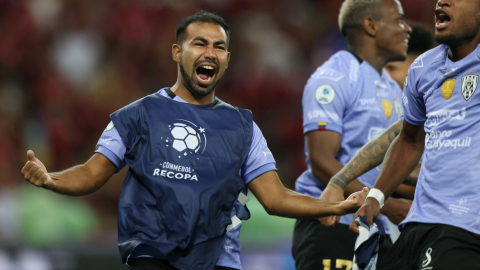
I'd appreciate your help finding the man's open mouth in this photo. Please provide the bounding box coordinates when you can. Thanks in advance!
[195,64,216,85]
[435,9,451,30]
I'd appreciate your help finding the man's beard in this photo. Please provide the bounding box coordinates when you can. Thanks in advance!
[179,61,223,99]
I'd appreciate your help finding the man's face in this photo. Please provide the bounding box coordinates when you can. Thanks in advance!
[375,0,412,62]
[177,22,230,98]
[435,0,480,46]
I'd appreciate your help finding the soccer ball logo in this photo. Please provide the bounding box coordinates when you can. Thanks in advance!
[166,121,206,157]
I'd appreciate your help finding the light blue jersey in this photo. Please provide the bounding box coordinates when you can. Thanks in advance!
[400,45,480,235]
[95,89,276,270]
[296,51,403,231]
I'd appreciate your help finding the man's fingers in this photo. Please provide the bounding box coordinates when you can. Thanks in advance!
[349,212,360,234]
[27,150,36,162]
[21,161,34,176]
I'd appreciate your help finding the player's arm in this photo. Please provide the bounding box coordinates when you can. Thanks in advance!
[248,170,369,218]
[328,119,403,191]
[319,119,413,225]
[21,150,117,196]
[308,130,368,197]
[350,120,425,232]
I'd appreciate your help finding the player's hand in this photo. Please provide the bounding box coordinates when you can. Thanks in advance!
[349,196,381,234]
[381,198,412,225]
[337,187,370,215]
[21,150,54,189]
[318,184,345,226]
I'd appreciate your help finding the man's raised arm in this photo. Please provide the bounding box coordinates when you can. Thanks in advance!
[349,120,425,233]
[21,150,117,196]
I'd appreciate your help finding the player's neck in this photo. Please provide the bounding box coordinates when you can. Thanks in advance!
[170,81,216,105]
[448,41,480,62]
[349,46,385,75]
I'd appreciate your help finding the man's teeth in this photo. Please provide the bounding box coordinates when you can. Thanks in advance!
[202,66,214,70]
[403,39,408,44]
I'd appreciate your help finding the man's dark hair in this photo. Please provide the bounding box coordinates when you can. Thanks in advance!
[408,24,434,55]
[176,10,230,46]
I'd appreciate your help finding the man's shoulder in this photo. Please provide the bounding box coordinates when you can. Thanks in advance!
[215,98,253,121]
[310,51,359,83]
[409,45,449,74]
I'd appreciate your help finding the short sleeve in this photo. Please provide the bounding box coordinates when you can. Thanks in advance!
[241,122,276,185]
[402,68,427,125]
[302,73,350,135]
[95,122,127,171]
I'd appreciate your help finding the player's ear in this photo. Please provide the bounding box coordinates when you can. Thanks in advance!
[226,52,231,69]
[172,44,182,63]
[363,17,378,37]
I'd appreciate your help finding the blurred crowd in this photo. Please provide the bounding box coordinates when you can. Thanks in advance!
[0,0,435,250]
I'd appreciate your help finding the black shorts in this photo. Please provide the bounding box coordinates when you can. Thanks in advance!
[128,258,237,270]
[377,222,480,270]
[292,218,392,270]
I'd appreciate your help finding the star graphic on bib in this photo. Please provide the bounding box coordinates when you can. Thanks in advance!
[199,127,205,133]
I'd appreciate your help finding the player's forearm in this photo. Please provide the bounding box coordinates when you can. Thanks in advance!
[329,120,402,190]
[374,134,423,199]
[49,164,107,196]
[266,188,352,218]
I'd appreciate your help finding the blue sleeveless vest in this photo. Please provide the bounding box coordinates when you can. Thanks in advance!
[110,93,253,269]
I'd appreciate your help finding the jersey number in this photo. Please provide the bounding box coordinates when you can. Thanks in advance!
[322,259,352,270]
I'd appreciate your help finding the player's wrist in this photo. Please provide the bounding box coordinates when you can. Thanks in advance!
[366,188,385,208]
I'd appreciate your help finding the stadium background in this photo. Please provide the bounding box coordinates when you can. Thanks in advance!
[0,0,435,269]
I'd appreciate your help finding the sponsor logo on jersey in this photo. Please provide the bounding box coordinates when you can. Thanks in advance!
[425,134,471,150]
[313,68,344,82]
[307,110,339,121]
[441,79,455,99]
[104,121,114,132]
[461,75,478,101]
[381,100,393,118]
[425,108,466,127]
[153,162,198,181]
[315,85,336,104]
[153,119,206,181]
[422,248,433,268]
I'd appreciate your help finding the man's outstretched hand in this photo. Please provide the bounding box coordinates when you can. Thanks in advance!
[21,150,54,189]
[337,187,370,215]
[349,197,381,234]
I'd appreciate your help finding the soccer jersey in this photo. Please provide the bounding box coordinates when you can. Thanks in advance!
[295,51,403,231]
[400,44,480,235]
[95,89,276,270]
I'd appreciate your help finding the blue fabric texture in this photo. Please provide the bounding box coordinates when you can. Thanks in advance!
[353,216,386,270]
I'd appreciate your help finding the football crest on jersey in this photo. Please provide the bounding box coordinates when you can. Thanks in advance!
[441,79,456,99]
[315,85,335,104]
[461,75,478,101]
[381,100,393,118]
